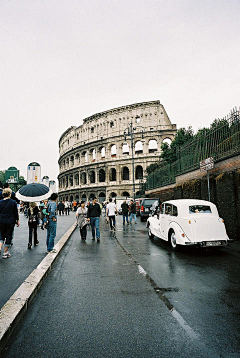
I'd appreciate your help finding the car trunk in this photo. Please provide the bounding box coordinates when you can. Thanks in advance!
[190,216,226,242]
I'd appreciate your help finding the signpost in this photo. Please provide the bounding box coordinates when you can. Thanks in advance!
[200,157,214,201]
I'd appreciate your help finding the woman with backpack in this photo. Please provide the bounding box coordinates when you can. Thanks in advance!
[27,202,39,249]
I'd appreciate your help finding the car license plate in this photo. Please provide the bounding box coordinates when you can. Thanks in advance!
[145,208,149,212]
[205,241,222,246]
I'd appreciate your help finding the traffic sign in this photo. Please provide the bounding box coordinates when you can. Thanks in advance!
[200,157,214,172]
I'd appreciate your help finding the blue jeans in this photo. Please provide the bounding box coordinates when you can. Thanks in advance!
[46,220,57,252]
[122,213,129,224]
[90,217,100,239]
[130,213,137,223]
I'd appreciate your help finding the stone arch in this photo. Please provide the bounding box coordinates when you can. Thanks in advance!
[89,193,96,200]
[81,193,87,201]
[122,166,129,180]
[75,194,79,201]
[69,175,73,186]
[74,173,79,185]
[148,139,158,153]
[162,137,172,146]
[135,165,143,179]
[99,169,106,182]
[109,168,117,181]
[70,195,73,202]
[81,172,87,185]
[122,191,130,197]
[135,140,143,154]
[110,144,117,157]
[89,170,96,184]
[110,192,117,198]
[99,192,106,202]
[122,142,129,154]
[70,155,74,167]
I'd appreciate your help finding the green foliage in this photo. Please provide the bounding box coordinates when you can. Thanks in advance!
[160,127,194,164]
[0,170,5,188]
[145,162,161,175]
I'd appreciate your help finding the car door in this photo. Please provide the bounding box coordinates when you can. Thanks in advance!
[160,203,172,240]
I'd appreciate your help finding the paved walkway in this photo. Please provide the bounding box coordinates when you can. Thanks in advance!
[0,212,76,308]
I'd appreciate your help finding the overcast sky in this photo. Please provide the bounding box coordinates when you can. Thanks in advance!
[1,0,240,184]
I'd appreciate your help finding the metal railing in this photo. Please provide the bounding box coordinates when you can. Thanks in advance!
[146,108,240,190]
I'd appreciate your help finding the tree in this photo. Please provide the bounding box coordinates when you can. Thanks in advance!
[0,171,5,188]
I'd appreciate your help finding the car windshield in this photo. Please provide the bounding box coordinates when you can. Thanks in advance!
[144,199,157,205]
[189,205,212,214]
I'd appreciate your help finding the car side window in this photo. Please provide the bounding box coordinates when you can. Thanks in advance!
[165,204,172,215]
[172,205,178,216]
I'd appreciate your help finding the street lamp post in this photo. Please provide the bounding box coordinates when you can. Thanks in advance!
[124,116,144,201]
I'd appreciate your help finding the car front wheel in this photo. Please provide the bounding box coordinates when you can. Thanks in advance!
[170,231,178,251]
[148,227,154,239]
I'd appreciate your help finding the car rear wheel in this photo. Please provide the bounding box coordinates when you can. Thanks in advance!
[148,227,154,239]
[170,231,178,251]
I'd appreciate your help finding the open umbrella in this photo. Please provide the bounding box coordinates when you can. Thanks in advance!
[16,183,53,202]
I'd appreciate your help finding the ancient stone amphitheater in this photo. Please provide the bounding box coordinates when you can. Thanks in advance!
[58,100,176,202]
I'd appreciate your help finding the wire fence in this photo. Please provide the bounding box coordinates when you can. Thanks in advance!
[146,108,240,190]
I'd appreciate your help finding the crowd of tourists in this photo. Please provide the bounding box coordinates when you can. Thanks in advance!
[0,183,139,258]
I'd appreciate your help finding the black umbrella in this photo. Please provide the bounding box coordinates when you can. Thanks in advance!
[16,183,53,202]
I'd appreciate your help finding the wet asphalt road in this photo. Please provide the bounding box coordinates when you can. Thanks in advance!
[1,214,240,357]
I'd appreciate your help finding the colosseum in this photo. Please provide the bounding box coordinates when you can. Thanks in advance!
[58,100,176,202]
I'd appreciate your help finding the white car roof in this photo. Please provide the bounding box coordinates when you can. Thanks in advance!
[163,199,215,207]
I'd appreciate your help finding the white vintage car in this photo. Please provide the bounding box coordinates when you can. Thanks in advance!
[147,199,229,250]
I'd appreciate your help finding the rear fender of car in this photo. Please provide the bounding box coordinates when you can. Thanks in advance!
[168,222,190,245]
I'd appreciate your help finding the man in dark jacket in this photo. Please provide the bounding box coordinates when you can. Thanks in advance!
[129,200,137,224]
[121,200,129,225]
[87,197,101,242]
[0,188,19,258]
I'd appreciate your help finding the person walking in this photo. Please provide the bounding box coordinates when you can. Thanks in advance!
[46,193,58,253]
[58,201,65,215]
[76,201,89,241]
[0,188,19,259]
[27,202,39,249]
[121,200,129,225]
[64,201,70,215]
[106,198,117,231]
[129,199,137,224]
[87,197,101,242]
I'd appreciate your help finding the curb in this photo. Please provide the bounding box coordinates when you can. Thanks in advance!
[0,223,76,354]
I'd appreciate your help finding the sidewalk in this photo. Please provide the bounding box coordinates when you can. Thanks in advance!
[0,212,76,308]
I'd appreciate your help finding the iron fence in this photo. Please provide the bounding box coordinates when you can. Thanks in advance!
[146,107,240,190]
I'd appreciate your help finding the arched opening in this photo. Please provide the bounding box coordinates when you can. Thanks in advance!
[122,167,129,180]
[69,175,73,186]
[75,195,79,202]
[89,171,96,184]
[82,194,86,201]
[99,169,106,182]
[66,158,69,167]
[100,147,105,158]
[66,196,69,201]
[135,141,143,154]
[110,168,116,181]
[82,151,88,163]
[70,195,73,202]
[70,155,74,167]
[81,172,87,185]
[74,173,79,186]
[122,142,129,154]
[90,148,96,161]
[75,153,80,164]
[89,193,96,200]
[149,139,158,153]
[66,176,69,187]
[111,144,117,157]
[162,137,172,146]
[110,192,117,198]
[135,165,143,179]
[122,191,130,197]
[99,192,106,203]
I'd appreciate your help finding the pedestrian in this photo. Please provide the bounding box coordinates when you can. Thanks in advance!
[76,201,89,241]
[129,199,137,224]
[46,193,58,253]
[58,201,65,215]
[64,200,70,215]
[106,198,117,231]
[121,200,129,225]
[0,188,19,259]
[72,200,77,212]
[87,197,101,242]
[27,202,39,249]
